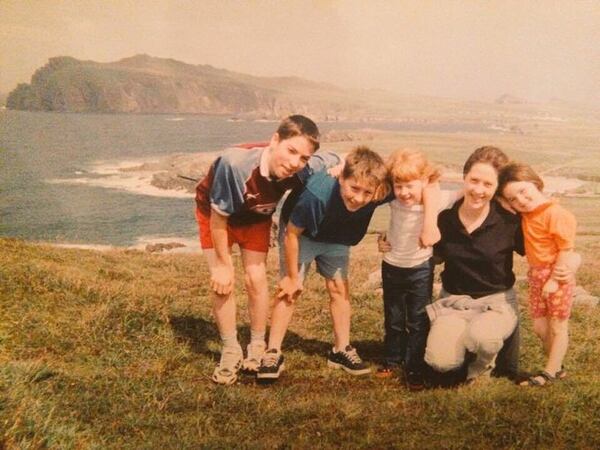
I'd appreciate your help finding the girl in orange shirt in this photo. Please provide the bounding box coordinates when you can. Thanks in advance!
[498,162,580,387]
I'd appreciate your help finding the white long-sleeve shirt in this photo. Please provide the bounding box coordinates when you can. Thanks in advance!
[383,189,459,268]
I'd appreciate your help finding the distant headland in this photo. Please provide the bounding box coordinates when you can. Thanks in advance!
[11,54,579,121]
[5,54,394,119]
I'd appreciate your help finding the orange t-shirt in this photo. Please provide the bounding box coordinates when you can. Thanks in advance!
[522,199,577,266]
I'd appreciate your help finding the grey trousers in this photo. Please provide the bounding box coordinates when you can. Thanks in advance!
[424,289,518,380]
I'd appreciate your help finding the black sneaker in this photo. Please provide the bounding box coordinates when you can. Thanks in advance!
[257,349,285,381]
[327,345,370,375]
[405,370,425,392]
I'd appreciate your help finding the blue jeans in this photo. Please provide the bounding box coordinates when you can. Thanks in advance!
[381,259,433,374]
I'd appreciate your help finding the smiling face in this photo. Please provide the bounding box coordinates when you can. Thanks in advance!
[339,175,377,212]
[502,181,545,213]
[268,133,315,179]
[463,162,498,211]
[393,178,424,207]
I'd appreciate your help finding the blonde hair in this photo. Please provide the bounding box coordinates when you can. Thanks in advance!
[387,148,441,183]
[341,146,390,201]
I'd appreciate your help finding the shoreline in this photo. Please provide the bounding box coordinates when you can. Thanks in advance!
[44,235,202,254]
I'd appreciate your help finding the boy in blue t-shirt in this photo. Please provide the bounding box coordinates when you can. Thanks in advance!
[257,146,439,381]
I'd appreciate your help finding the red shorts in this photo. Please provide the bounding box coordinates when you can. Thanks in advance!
[195,208,271,253]
[527,264,574,320]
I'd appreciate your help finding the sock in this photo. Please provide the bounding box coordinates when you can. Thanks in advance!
[250,329,266,345]
[221,331,241,351]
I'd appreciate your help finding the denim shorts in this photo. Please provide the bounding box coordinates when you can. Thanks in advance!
[278,222,349,281]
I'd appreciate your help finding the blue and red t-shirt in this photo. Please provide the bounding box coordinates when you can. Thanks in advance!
[195,143,340,226]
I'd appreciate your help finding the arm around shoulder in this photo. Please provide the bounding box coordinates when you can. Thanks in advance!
[420,181,442,248]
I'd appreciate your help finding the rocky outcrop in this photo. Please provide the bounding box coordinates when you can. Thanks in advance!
[145,242,186,253]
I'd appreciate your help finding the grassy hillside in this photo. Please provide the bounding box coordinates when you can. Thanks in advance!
[1,219,599,448]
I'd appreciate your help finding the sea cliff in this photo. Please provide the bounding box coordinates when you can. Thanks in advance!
[7,55,371,119]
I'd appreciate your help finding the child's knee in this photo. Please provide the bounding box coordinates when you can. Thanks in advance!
[532,319,547,338]
[244,267,267,290]
[549,318,568,337]
[325,277,347,297]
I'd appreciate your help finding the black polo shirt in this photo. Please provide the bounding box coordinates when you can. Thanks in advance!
[434,199,525,298]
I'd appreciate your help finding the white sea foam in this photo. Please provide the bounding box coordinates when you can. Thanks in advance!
[47,157,195,198]
[131,235,201,253]
[542,176,585,194]
[49,235,201,254]
[47,175,193,198]
[52,243,117,252]
[90,158,161,175]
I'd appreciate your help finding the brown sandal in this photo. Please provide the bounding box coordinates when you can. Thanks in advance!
[376,366,394,378]
[555,366,568,380]
[520,370,555,387]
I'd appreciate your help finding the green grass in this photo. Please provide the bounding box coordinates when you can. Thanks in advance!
[1,210,600,449]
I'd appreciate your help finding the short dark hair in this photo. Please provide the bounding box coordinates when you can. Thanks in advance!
[463,146,509,176]
[276,115,320,151]
[498,162,544,196]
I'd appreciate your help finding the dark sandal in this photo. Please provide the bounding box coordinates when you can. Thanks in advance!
[556,366,568,380]
[521,371,555,387]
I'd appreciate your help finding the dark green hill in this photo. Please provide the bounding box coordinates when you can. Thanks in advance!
[6,54,383,118]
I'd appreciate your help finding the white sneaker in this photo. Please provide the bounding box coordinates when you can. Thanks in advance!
[212,346,243,385]
[242,341,266,372]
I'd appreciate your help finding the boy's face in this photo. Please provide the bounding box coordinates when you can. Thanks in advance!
[393,178,423,207]
[339,176,377,212]
[502,181,545,213]
[268,133,315,179]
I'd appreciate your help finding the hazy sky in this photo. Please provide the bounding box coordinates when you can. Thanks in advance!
[1,0,599,104]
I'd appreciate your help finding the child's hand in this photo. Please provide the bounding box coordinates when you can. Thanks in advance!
[210,264,234,295]
[419,225,441,248]
[377,232,391,253]
[542,278,560,298]
[327,162,345,178]
[444,296,471,310]
[277,276,303,303]
[542,264,576,298]
[551,264,576,283]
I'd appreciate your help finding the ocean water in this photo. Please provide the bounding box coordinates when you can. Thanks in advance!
[0,111,498,247]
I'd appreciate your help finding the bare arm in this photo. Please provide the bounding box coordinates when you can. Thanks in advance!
[420,181,442,248]
[542,250,581,297]
[552,250,581,282]
[209,211,234,295]
[277,222,305,303]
